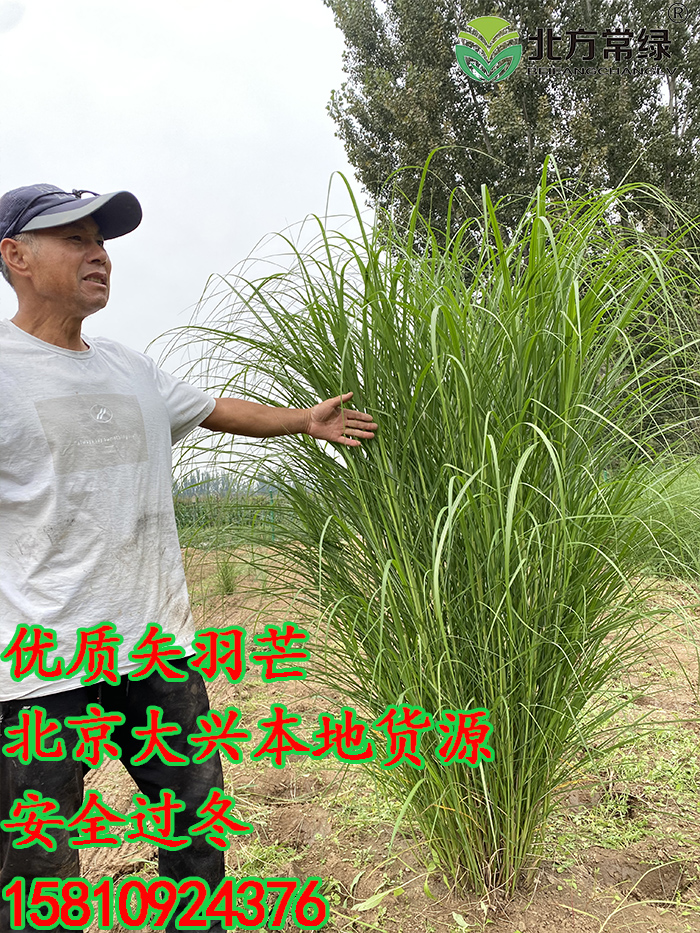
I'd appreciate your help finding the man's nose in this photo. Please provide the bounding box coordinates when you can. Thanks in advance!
[89,241,109,263]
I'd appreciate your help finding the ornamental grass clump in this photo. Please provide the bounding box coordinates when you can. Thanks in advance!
[172,160,700,895]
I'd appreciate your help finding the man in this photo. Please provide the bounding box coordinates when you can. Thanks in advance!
[0,184,377,931]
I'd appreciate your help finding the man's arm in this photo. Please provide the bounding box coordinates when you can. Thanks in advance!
[199,391,377,447]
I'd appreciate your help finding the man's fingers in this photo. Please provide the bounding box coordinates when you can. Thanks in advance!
[343,415,378,428]
[341,428,376,438]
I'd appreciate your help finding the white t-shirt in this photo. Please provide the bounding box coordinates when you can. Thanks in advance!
[0,319,216,701]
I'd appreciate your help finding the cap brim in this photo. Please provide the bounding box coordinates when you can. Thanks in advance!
[20,190,142,239]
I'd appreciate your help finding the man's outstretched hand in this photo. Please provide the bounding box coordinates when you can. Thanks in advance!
[306,392,377,447]
[201,392,377,443]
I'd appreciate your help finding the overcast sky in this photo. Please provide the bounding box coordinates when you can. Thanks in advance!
[0,0,365,368]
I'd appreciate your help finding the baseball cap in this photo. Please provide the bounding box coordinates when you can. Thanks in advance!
[0,184,142,242]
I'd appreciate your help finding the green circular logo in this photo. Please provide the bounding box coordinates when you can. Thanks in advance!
[455,16,522,83]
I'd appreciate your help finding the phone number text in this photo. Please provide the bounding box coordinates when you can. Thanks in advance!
[1,875,328,929]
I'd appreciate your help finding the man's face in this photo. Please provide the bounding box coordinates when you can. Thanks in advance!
[19,215,112,317]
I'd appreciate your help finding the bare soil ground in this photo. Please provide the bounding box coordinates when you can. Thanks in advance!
[80,552,700,933]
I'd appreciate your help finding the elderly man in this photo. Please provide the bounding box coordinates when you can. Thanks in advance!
[0,184,376,931]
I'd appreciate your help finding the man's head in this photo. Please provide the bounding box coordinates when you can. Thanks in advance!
[1,215,113,316]
[0,184,141,291]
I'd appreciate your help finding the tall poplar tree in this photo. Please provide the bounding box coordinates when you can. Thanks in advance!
[324,0,700,232]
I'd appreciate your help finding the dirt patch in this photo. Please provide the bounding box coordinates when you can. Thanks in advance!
[584,847,691,900]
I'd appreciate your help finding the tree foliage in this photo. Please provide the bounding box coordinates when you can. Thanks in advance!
[324,0,700,232]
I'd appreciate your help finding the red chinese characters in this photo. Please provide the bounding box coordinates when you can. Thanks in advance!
[249,623,309,681]
[188,627,245,682]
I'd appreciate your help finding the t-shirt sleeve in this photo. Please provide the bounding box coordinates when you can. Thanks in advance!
[152,364,217,444]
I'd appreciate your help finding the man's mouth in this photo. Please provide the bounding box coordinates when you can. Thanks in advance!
[84,274,107,286]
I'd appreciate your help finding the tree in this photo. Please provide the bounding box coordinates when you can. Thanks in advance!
[324,0,700,233]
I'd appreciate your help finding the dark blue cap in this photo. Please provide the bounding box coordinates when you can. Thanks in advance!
[0,184,142,242]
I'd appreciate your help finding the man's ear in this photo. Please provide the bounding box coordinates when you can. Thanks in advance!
[0,237,32,282]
